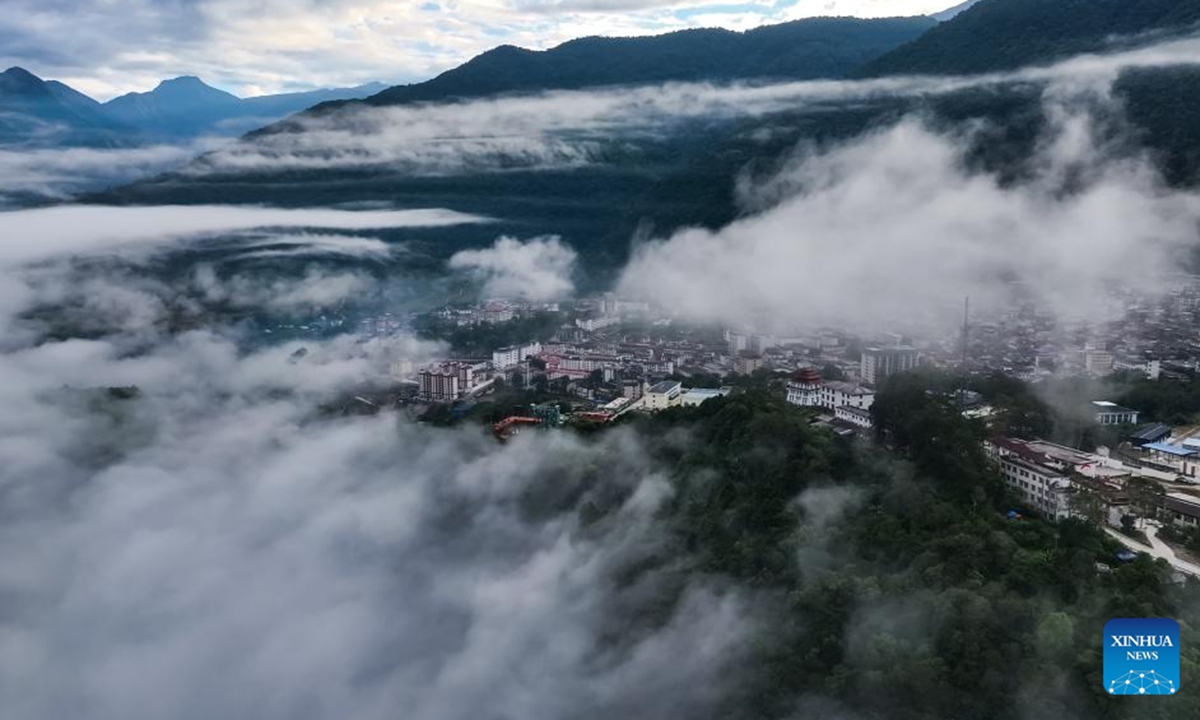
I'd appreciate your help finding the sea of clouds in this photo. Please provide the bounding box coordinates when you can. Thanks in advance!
[3,29,1200,720]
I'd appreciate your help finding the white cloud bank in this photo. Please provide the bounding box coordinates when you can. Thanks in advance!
[449,235,578,300]
[616,86,1200,332]
[0,261,752,720]
[0,143,223,208]
[0,205,487,267]
[184,33,1200,181]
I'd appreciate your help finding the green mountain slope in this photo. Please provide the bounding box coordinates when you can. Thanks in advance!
[292,16,935,118]
[863,0,1200,77]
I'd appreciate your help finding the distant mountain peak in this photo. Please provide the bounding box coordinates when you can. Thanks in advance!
[0,66,47,93]
[146,75,239,101]
[155,75,208,89]
[2,66,39,79]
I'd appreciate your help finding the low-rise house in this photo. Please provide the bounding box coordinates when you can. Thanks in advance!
[1129,423,1172,447]
[1165,493,1200,530]
[834,405,872,429]
[1092,400,1139,426]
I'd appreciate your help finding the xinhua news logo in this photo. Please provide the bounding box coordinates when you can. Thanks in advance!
[1104,618,1180,696]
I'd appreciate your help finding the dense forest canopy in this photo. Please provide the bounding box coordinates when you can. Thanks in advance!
[606,390,1200,718]
[308,17,936,115]
[862,0,1200,77]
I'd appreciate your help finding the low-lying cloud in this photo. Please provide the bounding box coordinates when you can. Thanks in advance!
[0,286,752,720]
[0,142,225,207]
[616,83,1200,333]
[449,235,577,301]
[4,32,1200,720]
[189,34,1200,179]
[228,233,393,260]
[0,204,487,267]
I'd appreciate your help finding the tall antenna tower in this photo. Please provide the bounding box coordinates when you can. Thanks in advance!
[961,296,970,373]
[959,296,970,410]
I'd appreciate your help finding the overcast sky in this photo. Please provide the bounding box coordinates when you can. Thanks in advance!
[1,0,955,100]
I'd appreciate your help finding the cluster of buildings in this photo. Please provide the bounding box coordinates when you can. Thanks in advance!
[984,424,1200,534]
[408,296,721,405]
[779,346,922,433]
[910,279,1200,383]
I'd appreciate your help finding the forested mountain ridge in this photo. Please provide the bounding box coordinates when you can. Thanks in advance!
[371,17,937,101]
[280,16,936,123]
[862,0,1200,77]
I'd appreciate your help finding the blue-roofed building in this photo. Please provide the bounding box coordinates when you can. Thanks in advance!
[1140,442,1200,482]
[1143,442,1197,458]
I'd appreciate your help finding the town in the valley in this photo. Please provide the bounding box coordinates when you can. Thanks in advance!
[288,277,1200,578]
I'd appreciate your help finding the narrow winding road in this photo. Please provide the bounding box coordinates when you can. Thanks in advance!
[1105,524,1200,577]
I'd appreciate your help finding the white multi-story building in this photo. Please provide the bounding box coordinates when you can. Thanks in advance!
[786,368,823,406]
[481,304,515,324]
[1084,349,1114,376]
[786,369,874,412]
[1113,358,1161,380]
[558,354,618,373]
[418,361,490,401]
[492,342,543,369]
[818,381,875,411]
[642,380,682,412]
[734,353,763,375]
[860,346,920,387]
[986,438,1074,520]
[576,316,620,332]
[419,366,461,402]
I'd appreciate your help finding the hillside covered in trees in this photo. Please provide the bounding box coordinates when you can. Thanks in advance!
[294,17,935,118]
[861,0,1200,77]
[489,388,1200,718]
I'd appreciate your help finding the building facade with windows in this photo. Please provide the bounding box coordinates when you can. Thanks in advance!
[986,438,1074,520]
[643,380,683,411]
[492,342,542,370]
[860,346,920,387]
[786,368,875,412]
[1092,401,1139,426]
[834,405,873,429]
